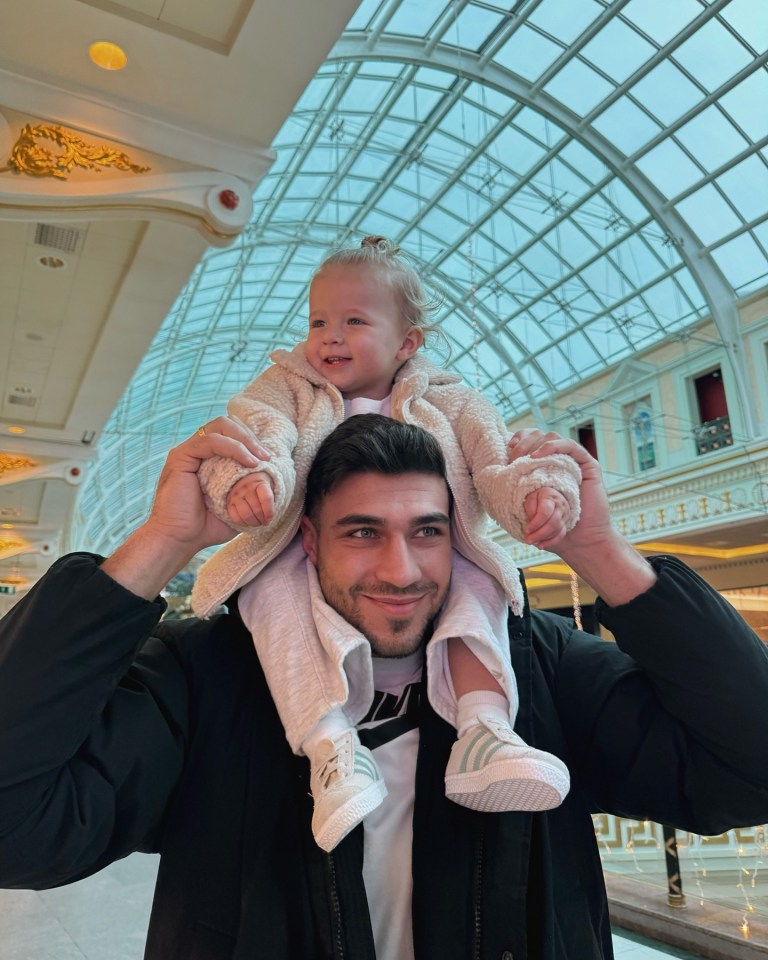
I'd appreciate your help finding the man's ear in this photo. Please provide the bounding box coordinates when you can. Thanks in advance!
[397,326,423,361]
[300,515,318,565]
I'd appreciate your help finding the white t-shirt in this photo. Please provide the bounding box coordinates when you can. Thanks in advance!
[344,394,392,418]
[360,652,422,960]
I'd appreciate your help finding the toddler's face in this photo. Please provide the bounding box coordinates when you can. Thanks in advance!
[306,264,422,400]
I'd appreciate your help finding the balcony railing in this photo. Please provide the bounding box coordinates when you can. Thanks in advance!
[694,415,733,455]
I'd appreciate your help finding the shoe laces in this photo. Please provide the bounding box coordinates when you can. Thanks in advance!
[480,715,521,744]
[315,741,352,789]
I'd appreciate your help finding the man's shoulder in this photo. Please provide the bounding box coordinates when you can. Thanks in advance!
[150,606,276,732]
[153,607,258,682]
[528,607,576,640]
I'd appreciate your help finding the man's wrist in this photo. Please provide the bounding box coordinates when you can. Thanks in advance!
[558,531,657,608]
[101,523,198,601]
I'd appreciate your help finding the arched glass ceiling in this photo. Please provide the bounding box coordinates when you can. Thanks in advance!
[74,0,768,554]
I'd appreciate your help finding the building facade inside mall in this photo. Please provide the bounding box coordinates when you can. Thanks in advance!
[1,0,767,952]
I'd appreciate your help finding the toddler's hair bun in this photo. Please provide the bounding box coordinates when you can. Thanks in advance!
[360,235,401,255]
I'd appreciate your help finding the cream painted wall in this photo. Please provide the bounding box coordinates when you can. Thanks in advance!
[503,290,768,609]
[508,290,768,480]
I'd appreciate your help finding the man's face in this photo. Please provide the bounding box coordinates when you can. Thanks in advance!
[300,471,452,657]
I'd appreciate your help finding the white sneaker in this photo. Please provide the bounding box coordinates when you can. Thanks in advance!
[310,730,387,852]
[445,714,570,813]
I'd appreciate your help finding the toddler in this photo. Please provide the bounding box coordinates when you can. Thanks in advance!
[193,237,581,852]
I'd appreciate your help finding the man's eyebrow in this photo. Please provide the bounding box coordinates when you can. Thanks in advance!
[413,512,450,526]
[332,512,450,528]
[333,514,384,528]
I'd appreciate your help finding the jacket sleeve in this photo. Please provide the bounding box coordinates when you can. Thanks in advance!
[197,366,300,533]
[442,385,581,540]
[0,554,189,889]
[555,555,768,834]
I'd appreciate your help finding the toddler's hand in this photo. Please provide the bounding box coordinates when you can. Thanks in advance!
[523,486,571,550]
[226,473,275,527]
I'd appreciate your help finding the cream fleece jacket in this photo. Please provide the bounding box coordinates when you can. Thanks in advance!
[192,344,581,618]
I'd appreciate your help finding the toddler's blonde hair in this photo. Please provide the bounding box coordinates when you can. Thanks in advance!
[314,236,445,351]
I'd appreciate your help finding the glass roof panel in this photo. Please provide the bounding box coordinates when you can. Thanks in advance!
[674,105,750,172]
[537,344,579,387]
[382,0,444,36]
[490,123,548,177]
[345,0,383,30]
[543,59,615,115]
[73,0,768,556]
[672,18,754,92]
[716,153,768,221]
[711,232,768,295]
[527,0,604,45]
[592,96,663,156]
[447,4,506,51]
[675,183,743,245]
[580,17,656,84]
[540,219,600,269]
[635,139,705,198]
[721,0,768,51]
[513,106,566,149]
[493,24,563,82]
[629,59,705,127]
[557,139,609,185]
[621,0,702,46]
[719,69,768,140]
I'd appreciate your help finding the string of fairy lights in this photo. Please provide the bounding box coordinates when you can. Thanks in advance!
[594,818,768,936]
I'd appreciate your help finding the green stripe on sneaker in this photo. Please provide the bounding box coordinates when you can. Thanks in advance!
[459,732,510,774]
[473,733,499,769]
[458,729,489,774]
[354,754,378,780]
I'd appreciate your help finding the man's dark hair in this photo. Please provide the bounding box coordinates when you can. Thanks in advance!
[304,414,448,520]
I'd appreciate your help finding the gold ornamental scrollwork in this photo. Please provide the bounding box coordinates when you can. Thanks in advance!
[1,123,151,180]
[0,454,39,478]
[0,537,25,553]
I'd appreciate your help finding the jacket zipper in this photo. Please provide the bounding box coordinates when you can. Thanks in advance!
[326,852,345,960]
[473,823,485,960]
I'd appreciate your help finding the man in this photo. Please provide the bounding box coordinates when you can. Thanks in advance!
[0,414,767,960]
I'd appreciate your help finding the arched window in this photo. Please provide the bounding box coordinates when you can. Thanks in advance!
[629,400,656,472]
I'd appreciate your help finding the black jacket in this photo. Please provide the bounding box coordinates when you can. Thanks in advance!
[1,553,767,959]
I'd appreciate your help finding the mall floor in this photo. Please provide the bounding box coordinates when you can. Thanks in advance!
[0,853,705,960]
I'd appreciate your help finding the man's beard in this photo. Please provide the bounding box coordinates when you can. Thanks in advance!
[318,573,443,658]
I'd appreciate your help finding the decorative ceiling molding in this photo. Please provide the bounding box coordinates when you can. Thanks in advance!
[0,111,254,243]
[0,68,275,184]
[2,122,151,180]
[0,454,39,479]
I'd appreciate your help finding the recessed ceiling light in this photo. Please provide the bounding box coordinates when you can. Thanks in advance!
[38,256,65,269]
[7,426,26,435]
[89,40,127,71]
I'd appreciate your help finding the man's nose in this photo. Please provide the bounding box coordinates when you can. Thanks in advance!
[375,537,421,587]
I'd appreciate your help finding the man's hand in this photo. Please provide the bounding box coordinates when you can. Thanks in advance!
[509,429,656,607]
[226,473,276,527]
[102,417,270,599]
[509,429,612,554]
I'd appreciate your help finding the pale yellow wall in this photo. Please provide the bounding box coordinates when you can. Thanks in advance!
[507,289,768,476]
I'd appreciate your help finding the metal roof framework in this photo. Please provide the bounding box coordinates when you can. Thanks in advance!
[74,0,768,553]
